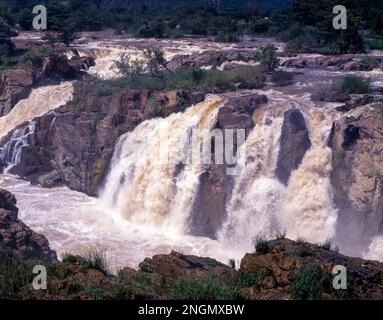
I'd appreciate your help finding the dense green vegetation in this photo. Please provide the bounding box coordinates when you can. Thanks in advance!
[95,65,265,96]
[335,75,371,94]
[0,0,382,56]
[291,266,331,300]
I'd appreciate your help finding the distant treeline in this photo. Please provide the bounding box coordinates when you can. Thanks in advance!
[0,0,382,54]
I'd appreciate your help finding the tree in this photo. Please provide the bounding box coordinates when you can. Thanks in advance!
[112,53,145,77]
[257,45,279,72]
[0,20,14,67]
[142,48,172,77]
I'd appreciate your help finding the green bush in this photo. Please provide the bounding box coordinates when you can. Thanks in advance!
[253,233,269,255]
[237,270,266,288]
[254,45,279,72]
[361,57,381,69]
[23,48,51,69]
[291,266,330,300]
[81,248,109,275]
[318,239,332,250]
[0,249,31,299]
[338,76,371,94]
[170,277,242,300]
[365,38,383,50]
[94,66,264,95]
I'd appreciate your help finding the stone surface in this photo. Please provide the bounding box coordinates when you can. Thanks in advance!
[4,81,205,196]
[276,108,311,185]
[0,68,34,116]
[190,93,268,238]
[311,90,350,103]
[0,189,57,262]
[328,104,383,252]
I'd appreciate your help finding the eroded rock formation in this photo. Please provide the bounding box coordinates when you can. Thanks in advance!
[0,189,57,262]
[190,93,268,237]
[4,81,205,195]
[329,104,383,252]
[276,108,311,185]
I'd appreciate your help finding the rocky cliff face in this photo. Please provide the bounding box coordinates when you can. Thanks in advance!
[4,81,205,196]
[276,108,311,185]
[190,93,268,238]
[329,104,383,252]
[0,69,34,117]
[0,53,95,118]
[0,189,57,262]
[5,237,383,300]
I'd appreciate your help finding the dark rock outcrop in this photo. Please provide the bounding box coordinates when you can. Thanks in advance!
[0,69,34,116]
[311,90,350,103]
[240,238,383,300]
[4,82,205,196]
[276,109,311,185]
[190,93,268,238]
[0,189,57,262]
[41,53,95,80]
[10,238,383,300]
[139,250,236,282]
[328,104,383,253]
[168,50,255,70]
[0,53,95,117]
[336,95,383,112]
[282,56,381,71]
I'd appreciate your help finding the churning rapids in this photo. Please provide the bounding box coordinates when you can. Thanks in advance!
[1,34,383,269]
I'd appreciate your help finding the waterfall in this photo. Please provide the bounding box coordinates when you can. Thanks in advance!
[0,82,73,139]
[217,114,284,256]
[0,121,35,170]
[216,91,338,260]
[99,95,226,234]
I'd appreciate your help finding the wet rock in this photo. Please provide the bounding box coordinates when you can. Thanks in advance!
[311,90,350,102]
[276,109,311,185]
[190,93,268,238]
[281,55,380,71]
[239,238,383,299]
[0,68,34,116]
[139,250,236,282]
[42,53,95,80]
[4,82,206,196]
[168,50,254,70]
[336,95,383,112]
[0,189,57,262]
[328,104,383,251]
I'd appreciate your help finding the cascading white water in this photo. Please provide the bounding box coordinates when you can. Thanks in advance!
[0,121,35,170]
[0,82,73,139]
[216,90,339,260]
[217,113,284,257]
[99,95,226,234]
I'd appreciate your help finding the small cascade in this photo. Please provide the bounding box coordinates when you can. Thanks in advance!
[0,82,73,139]
[0,121,35,170]
[99,95,226,234]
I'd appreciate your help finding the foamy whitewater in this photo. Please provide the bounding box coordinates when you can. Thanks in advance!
[1,39,382,269]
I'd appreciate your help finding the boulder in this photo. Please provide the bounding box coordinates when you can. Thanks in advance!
[3,82,206,196]
[41,53,95,80]
[139,250,236,282]
[0,68,34,116]
[0,189,57,262]
[239,238,383,299]
[329,104,383,252]
[190,93,268,238]
[275,109,311,185]
[311,90,350,103]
